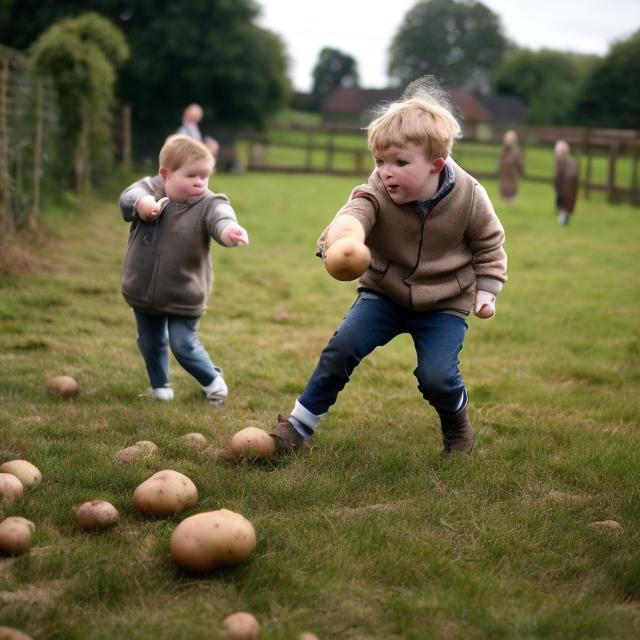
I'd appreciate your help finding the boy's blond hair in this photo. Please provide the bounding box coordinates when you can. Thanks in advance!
[367,77,462,160]
[159,134,215,171]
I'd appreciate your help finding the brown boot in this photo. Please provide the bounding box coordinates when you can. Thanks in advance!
[270,415,307,453]
[440,406,474,455]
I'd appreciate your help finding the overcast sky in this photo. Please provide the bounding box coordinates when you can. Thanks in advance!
[256,0,640,91]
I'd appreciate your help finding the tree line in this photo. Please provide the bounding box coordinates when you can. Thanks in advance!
[310,0,639,130]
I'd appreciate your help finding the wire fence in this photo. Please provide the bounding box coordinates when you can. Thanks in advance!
[0,44,59,238]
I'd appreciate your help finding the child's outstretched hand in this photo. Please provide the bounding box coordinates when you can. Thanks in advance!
[474,290,496,318]
[221,223,249,247]
[136,195,169,222]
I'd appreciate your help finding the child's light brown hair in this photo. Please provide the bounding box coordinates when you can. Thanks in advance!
[367,77,462,160]
[159,135,215,171]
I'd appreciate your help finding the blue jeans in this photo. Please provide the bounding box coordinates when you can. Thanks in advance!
[133,310,220,388]
[297,291,468,427]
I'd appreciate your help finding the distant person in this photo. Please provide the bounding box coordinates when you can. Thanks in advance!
[554,140,579,225]
[177,103,220,158]
[265,79,507,457]
[119,135,248,403]
[497,129,524,202]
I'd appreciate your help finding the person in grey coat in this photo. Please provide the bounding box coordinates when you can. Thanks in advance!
[554,140,579,225]
[120,135,248,403]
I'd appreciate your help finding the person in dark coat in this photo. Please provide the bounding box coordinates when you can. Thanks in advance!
[497,130,524,202]
[554,140,579,225]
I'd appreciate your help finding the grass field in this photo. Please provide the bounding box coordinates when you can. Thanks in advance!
[1,170,639,639]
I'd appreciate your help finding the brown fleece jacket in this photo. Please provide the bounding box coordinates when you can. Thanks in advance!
[318,159,507,316]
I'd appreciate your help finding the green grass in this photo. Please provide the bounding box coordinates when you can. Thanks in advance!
[1,172,639,639]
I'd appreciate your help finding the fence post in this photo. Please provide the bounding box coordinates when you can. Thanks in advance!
[0,56,13,238]
[607,142,620,203]
[28,77,44,227]
[121,104,132,171]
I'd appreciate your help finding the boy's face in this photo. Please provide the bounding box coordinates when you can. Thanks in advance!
[373,143,443,204]
[161,158,213,202]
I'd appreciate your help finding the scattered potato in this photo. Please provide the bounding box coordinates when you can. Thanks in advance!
[170,509,256,572]
[180,432,208,450]
[0,626,34,640]
[230,427,275,460]
[272,309,289,323]
[133,469,198,516]
[114,440,158,464]
[204,446,235,462]
[0,473,23,504]
[0,460,42,487]
[0,517,34,555]
[299,633,320,640]
[324,237,371,281]
[589,519,622,530]
[222,612,260,639]
[46,375,79,398]
[75,500,120,531]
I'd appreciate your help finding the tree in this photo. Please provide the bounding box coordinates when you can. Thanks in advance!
[573,30,640,129]
[2,1,291,156]
[388,0,506,90]
[31,12,128,193]
[311,47,359,109]
[491,49,599,125]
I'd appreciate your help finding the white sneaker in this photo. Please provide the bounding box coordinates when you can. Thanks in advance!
[202,376,228,405]
[150,386,174,401]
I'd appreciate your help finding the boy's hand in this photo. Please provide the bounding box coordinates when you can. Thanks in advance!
[221,223,249,246]
[474,290,496,318]
[136,196,168,222]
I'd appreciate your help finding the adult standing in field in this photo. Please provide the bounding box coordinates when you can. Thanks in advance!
[177,103,220,158]
[497,129,524,203]
[554,140,579,225]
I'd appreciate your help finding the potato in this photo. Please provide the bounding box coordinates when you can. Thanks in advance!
[170,509,256,572]
[222,612,260,639]
[230,427,275,460]
[46,375,79,398]
[324,237,371,281]
[299,633,320,640]
[133,469,198,516]
[0,460,42,487]
[180,432,208,450]
[0,626,33,640]
[75,500,120,531]
[114,440,158,464]
[0,473,23,504]
[0,517,34,555]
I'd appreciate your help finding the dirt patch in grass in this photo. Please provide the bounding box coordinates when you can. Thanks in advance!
[0,579,67,608]
[0,228,51,276]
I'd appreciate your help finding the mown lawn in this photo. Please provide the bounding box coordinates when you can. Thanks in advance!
[0,170,639,639]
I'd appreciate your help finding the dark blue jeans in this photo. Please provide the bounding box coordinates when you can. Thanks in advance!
[298,291,468,421]
[133,310,219,389]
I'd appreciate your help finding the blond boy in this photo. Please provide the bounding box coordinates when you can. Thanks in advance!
[120,135,248,403]
[269,82,507,454]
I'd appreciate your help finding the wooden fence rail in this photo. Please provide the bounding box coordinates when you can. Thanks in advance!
[243,123,640,207]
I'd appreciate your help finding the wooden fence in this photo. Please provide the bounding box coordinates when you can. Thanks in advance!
[0,44,59,238]
[243,123,640,206]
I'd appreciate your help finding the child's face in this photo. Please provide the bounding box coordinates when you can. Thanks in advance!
[373,143,441,204]
[161,158,213,202]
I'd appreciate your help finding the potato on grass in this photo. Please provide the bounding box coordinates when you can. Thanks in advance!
[230,427,275,460]
[170,509,256,572]
[46,375,79,398]
[0,460,42,487]
[133,470,198,516]
[0,626,33,640]
[222,612,260,639]
[180,432,208,450]
[75,500,120,531]
[114,440,158,464]
[0,473,23,504]
[0,517,34,555]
